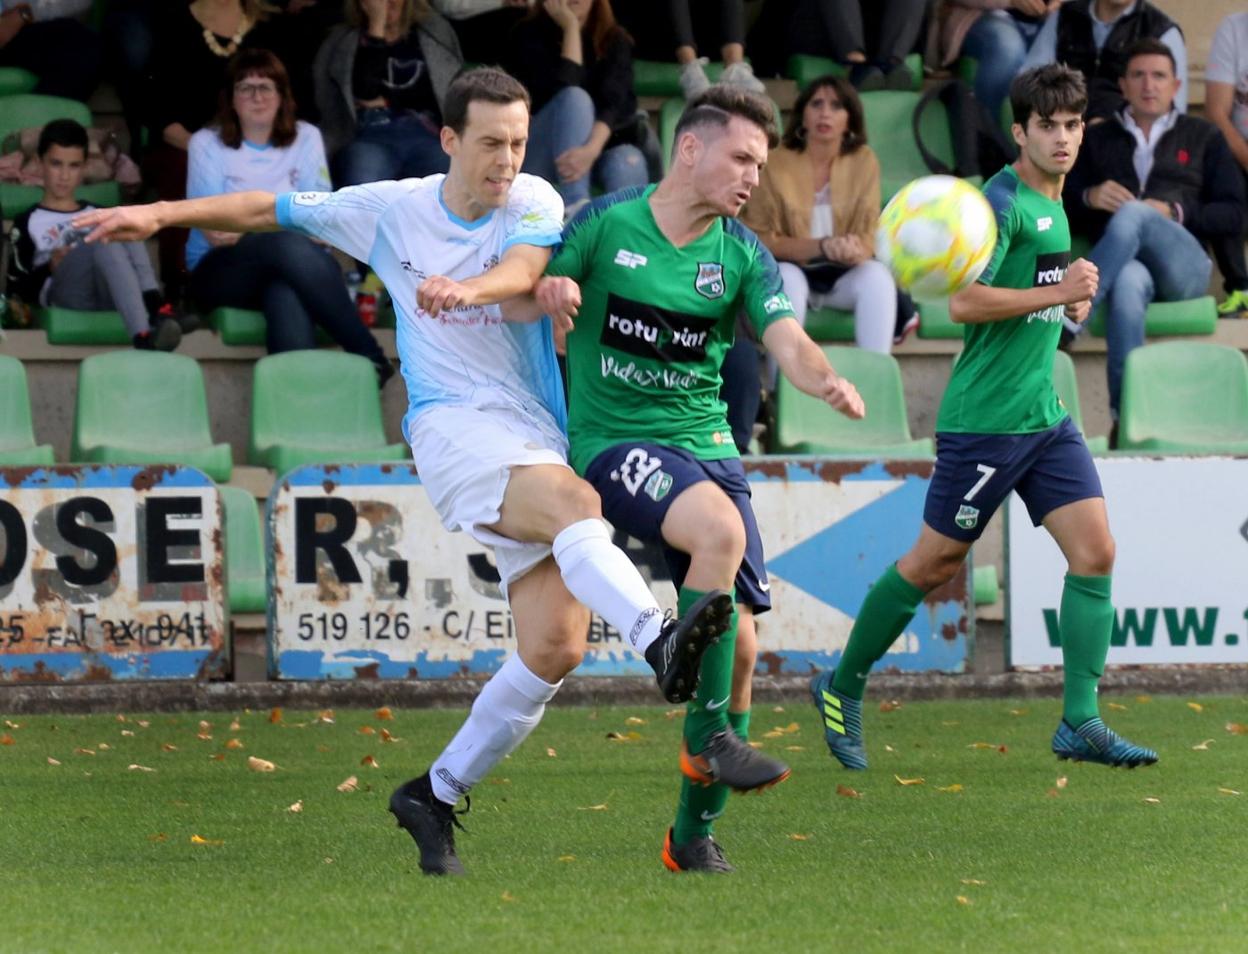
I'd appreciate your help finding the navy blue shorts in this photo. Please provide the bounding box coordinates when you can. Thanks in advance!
[584,443,772,613]
[924,416,1102,542]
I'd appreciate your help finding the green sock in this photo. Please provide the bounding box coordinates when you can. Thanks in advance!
[728,709,750,741]
[831,563,925,700]
[673,587,737,844]
[1059,573,1113,726]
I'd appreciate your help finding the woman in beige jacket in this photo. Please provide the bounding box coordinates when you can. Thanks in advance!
[743,74,910,354]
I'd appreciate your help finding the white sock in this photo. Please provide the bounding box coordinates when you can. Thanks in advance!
[552,518,664,652]
[428,653,560,805]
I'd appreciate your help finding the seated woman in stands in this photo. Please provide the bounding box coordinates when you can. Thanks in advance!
[186,48,391,383]
[742,74,916,358]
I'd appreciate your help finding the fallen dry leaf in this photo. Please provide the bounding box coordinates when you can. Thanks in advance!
[894,775,925,786]
[884,744,896,753]
[137,720,150,728]
[198,720,211,732]
[936,784,964,793]
[317,710,335,724]
[956,896,972,906]
[197,732,212,741]
[97,743,111,751]
[997,745,1008,754]
[1106,702,1128,711]
[224,738,244,750]
[229,720,241,732]
[148,833,167,842]
[967,742,995,750]
[941,720,960,727]
[486,777,511,785]
[576,803,608,811]
[268,708,283,724]
[557,855,575,862]
[1226,723,1248,736]
[1008,708,1028,717]
[773,706,785,713]
[336,776,359,792]
[0,734,14,746]
[1218,787,1242,796]
[380,729,401,743]
[1056,776,1068,789]
[1187,702,1204,713]
[161,743,178,752]
[375,707,394,721]
[879,700,902,713]
[209,754,225,762]
[1046,788,1061,798]
[664,708,682,720]
[358,725,376,735]
[361,755,380,768]
[747,741,765,749]
[247,756,277,773]
[47,757,61,766]
[120,729,135,737]
[1193,739,1214,751]
[784,745,805,752]
[1135,695,1152,704]
[288,800,304,813]
[625,716,647,726]
[74,747,95,756]
[836,784,861,799]
[546,747,558,758]
[115,714,127,723]
[3,720,20,729]
[1143,797,1161,805]
[501,891,516,903]
[789,833,809,841]
[127,764,156,773]
[961,879,987,886]
[763,730,785,739]
[189,834,223,846]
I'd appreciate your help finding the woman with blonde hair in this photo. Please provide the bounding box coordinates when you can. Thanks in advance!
[314,0,463,186]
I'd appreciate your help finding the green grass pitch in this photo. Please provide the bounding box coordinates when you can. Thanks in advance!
[1,694,1246,953]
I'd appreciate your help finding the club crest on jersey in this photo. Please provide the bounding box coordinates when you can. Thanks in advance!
[955,504,980,530]
[695,262,725,299]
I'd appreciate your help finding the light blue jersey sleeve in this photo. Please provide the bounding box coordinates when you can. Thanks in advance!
[502,175,564,253]
[275,180,417,264]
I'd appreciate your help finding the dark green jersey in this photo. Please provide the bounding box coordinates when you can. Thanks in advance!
[548,186,796,473]
[936,165,1072,434]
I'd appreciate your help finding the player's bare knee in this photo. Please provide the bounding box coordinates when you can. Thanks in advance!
[554,474,603,524]
[1070,535,1115,576]
[899,551,962,593]
[689,515,746,569]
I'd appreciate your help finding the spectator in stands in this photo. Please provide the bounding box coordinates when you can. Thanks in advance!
[145,0,280,303]
[0,0,101,102]
[430,0,527,65]
[186,49,392,382]
[1064,39,1246,435]
[264,0,347,122]
[314,0,462,187]
[1022,0,1185,123]
[505,0,652,219]
[7,120,181,350]
[759,0,929,91]
[101,0,157,158]
[654,0,766,99]
[742,74,915,356]
[932,0,1058,123]
[1205,11,1248,317]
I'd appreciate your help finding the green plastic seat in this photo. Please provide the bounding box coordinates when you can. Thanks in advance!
[972,564,998,606]
[0,180,120,219]
[633,59,728,97]
[1086,296,1217,338]
[0,355,54,466]
[219,485,266,615]
[1118,341,1248,454]
[786,53,923,93]
[71,351,233,480]
[0,93,90,143]
[803,307,855,342]
[660,95,784,172]
[859,90,955,203]
[38,305,130,345]
[0,68,37,97]
[249,350,407,476]
[1051,349,1108,454]
[207,307,266,346]
[916,298,962,340]
[772,345,933,456]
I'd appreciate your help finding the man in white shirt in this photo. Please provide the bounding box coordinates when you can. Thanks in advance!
[76,67,732,877]
[1205,11,1248,316]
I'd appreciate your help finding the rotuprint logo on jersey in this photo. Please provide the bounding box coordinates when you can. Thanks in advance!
[1024,250,1071,324]
[695,261,725,299]
[601,293,715,362]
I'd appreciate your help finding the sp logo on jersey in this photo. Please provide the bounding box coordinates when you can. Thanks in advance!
[695,262,725,300]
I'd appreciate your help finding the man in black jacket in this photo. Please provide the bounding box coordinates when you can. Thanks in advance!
[1064,39,1246,426]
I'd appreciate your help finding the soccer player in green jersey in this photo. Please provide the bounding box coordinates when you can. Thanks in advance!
[810,64,1158,771]
[512,86,866,872]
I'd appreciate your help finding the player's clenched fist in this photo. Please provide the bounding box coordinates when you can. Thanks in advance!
[418,275,477,317]
[1064,299,1092,325]
[535,276,581,332]
[1057,257,1097,304]
[822,373,865,419]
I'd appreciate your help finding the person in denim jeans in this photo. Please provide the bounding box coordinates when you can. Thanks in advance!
[1064,40,1246,428]
[505,0,653,218]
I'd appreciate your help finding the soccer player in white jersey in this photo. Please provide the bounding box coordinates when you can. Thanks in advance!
[76,67,733,876]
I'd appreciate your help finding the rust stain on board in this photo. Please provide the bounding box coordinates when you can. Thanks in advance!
[757,651,784,677]
[940,622,959,642]
[354,662,381,679]
[131,465,179,492]
[322,479,337,495]
[83,663,114,681]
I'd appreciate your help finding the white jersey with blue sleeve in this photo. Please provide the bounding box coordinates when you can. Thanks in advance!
[276,173,566,444]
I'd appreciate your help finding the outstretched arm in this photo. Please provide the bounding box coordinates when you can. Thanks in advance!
[74,192,280,244]
[762,317,865,419]
[417,244,552,317]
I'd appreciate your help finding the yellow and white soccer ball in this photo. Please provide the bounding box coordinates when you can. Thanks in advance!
[876,175,997,300]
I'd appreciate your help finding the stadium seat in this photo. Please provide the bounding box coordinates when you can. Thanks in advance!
[71,351,233,481]
[772,345,933,456]
[786,53,923,93]
[1085,296,1217,339]
[207,307,266,346]
[1051,349,1108,454]
[633,59,728,97]
[0,68,37,97]
[859,90,956,202]
[0,181,120,220]
[660,96,784,172]
[0,93,90,142]
[1118,341,1248,455]
[219,485,266,615]
[916,298,962,340]
[249,350,407,476]
[37,306,130,345]
[972,564,999,606]
[803,307,855,342]
[0,354,54,466]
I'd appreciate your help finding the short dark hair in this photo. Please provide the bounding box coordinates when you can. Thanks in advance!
[782,74,865,155]
[37,118,88,158]
[674,85,780,153]
[1010,63,1088,129]
[1123,37,1176,76]
[442,67,531,135]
